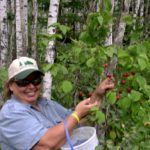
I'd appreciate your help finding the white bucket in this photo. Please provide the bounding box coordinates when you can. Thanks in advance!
[61,126,99,150]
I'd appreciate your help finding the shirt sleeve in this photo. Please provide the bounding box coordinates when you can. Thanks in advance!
[0,109,48,150]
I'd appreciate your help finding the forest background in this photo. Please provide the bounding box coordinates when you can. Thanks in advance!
[0,0,150,149]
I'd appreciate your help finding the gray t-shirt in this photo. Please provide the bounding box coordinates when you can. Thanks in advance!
[0,95,71,150]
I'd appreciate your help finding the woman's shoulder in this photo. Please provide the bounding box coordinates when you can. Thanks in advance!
[0,98,30,115]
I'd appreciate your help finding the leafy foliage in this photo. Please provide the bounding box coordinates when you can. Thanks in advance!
[0,68,7,92]
[41,4,150,149]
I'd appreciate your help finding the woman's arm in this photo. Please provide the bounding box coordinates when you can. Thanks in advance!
[32,99,98,150]
[32,77,115,149]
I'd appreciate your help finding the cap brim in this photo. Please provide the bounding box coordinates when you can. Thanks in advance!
[15,69,44,80]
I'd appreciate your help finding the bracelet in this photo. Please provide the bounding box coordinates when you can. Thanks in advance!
[71,111,80,123]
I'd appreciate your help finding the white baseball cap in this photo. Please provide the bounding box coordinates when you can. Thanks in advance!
[8,57,44,80]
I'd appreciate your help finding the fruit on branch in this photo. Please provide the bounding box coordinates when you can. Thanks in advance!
[127,87,132,93]
[79,91,83,97]
[87,92,93,97]
[107,74,112,79]
[121,80,126,85]
[103,63,108,68]
[116,95,120,101]
[122,73,129,78]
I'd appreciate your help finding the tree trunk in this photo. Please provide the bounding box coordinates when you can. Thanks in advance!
[16,0,23,57]
[133,0,141,30]
[114,0,131,46]
[20,0,28,55]
[7,0,16,62]
[31,0,38,59]
[139,0,144,26]
[143,0,150,39]
[43,0,60,99]
[0,0,8,66]
[105,0,115,46]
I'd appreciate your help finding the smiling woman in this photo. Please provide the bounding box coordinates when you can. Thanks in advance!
[9,73,43,105]
[0,56,115,150]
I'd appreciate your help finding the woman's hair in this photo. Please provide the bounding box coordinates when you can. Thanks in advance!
[3,79,13,100]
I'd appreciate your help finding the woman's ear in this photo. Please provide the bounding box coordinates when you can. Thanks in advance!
[9,82,14,92]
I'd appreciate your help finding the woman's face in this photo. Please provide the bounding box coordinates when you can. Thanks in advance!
[9,72,43,105]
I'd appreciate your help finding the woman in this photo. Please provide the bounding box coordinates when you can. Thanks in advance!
[0,56,114,150]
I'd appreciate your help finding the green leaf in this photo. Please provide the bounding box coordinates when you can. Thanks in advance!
[48,23,70,35]
[91,47,97,54]
[136,75,147,88]
[96,111,105,124]
[118,49,128,58]
[143,85,150,98]
[138,58,147,71]
[118,97,131,111]
[139,53,149,61]
[128,90,142,102]
[59,25,70,35]
[103,0,112,12]
[104,47,116,57]
[106,91,116,105]
[50,66,58,76]
[97,16,103,25]
[42,63,52,72]
[73,47,81,56]
[86,57,95,68]
[61,80,73,93]
[60,65,68,75]
[109,130,116,140]
[90,106,99,112]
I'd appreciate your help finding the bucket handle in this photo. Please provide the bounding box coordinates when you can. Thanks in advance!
[64,118,74,150]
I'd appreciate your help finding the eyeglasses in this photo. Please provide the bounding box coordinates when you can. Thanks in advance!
[14,77,43,87]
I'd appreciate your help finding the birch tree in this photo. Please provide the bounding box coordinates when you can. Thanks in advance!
[132,0,141,30]
[43,0,60,99]
[0,0,8,66]
[7,0,15,61]
[114,0,131,46]
[139,0,144,26]
[20,0,28,55]
[105,0,117,74]
[16,0,28,57]
[105,0,115,46]
[31,0,38,59]
[16,0,23,57]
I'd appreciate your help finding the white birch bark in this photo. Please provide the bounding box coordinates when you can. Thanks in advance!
[31,0,38,59]
[105,0,117,75]
[7,0,15,62]
[105,0,114,46]
[0,0,8,66]
[43,0,60,99]
[20,0,28,55]
[16,0,23,57]
[114,0,131,46]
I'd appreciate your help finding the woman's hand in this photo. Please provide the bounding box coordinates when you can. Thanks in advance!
[74,98,98,119]
[74,77,115,119]
[94,76,115,97]
[90,76,115,103]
